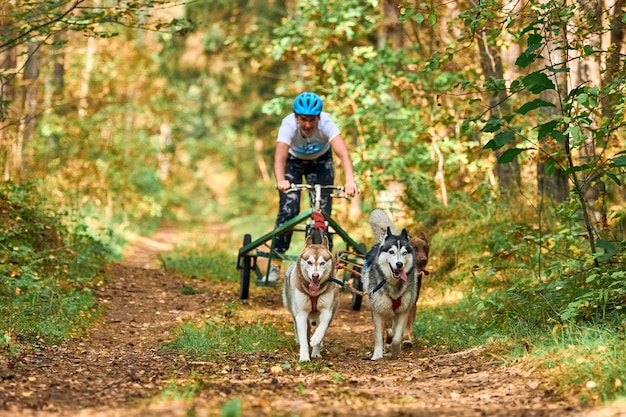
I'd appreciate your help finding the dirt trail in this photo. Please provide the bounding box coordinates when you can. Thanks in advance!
[0,223,624,416]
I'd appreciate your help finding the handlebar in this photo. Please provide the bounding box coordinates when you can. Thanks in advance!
[284,183,345,193]
[278,183,353,210]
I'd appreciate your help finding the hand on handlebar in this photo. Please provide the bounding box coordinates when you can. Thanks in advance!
[343,181,359,197]
[276,179,292,191]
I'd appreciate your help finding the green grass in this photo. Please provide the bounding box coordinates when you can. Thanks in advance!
[159,226,241,281]
[165,319,290,360]
[156,372,204,401]
[161,247,238,282]
[531,324,626,403]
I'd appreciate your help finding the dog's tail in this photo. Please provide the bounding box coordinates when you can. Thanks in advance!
[369,209,397,242]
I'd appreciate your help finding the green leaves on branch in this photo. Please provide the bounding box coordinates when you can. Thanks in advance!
[516,99,555,115]
[399,3,438,25]
[1,1,192,51]
[521,72,555,94]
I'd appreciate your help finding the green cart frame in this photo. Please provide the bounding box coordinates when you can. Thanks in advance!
[236,205,366,311]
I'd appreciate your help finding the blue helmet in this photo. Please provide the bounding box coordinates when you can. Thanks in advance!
[293,92,323,116]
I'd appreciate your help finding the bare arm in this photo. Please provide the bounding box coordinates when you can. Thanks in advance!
[330,135,358,197]
[274,142,291,191]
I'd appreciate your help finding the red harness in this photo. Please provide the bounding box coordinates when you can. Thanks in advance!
[310,295,319,313]
[311,211,326,231]
[392,297,402,311]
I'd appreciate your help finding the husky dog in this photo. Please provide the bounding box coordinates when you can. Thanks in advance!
[363,209,419,360]
[283,235,339,362]
[369,209,429,348]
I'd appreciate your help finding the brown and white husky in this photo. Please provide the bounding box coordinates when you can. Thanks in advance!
[282,235,339,362]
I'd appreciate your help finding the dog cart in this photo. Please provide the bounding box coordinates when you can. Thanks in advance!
[236,184,365,311]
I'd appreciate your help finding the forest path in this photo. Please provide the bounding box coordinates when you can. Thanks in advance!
[0,223,624,416]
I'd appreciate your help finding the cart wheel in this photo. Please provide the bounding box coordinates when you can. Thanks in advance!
[351,272,363,311]
[239,234,252,300]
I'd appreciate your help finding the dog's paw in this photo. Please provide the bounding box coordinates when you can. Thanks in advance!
[310,334,323,348]
[402,339,413,348]
[299,346,311,362]
[371,347,384,361]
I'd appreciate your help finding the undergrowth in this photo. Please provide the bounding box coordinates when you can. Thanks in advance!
[0,183,114,348]
[415,190,626,404]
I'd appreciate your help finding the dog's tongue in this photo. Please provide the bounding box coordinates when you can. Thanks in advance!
[399,270,408,282]
[309,279,319,293]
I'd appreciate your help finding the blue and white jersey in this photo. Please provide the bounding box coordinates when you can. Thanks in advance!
[276,112,341,160]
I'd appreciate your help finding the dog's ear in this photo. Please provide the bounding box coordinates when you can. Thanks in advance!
[322,235,329,248]
[400,229,409,239]
[385,227,393,239]
[306,235,313,246]
[419,232,428,243]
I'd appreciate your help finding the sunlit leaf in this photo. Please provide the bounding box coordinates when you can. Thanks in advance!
[428,10,437,25]
[399,8,414,21]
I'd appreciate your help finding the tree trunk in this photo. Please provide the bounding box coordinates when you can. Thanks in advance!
[1,3,17,181]
[537,3,569,203]
[571,0,610,235]
[79,37,97,118]
[471,0,521,193]
[378,0,404,49]
[15,42,41,180]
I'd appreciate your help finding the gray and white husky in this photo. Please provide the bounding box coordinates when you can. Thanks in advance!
[362,209,418,360]
[283,235,339,362]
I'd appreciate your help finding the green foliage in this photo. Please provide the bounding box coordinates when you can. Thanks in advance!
[166,319,289,360]
[453,0,626,259]
[0,183,113,346]
[416,192,626,401]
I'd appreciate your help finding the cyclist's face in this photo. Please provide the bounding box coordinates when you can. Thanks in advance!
[295,114,319,136]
